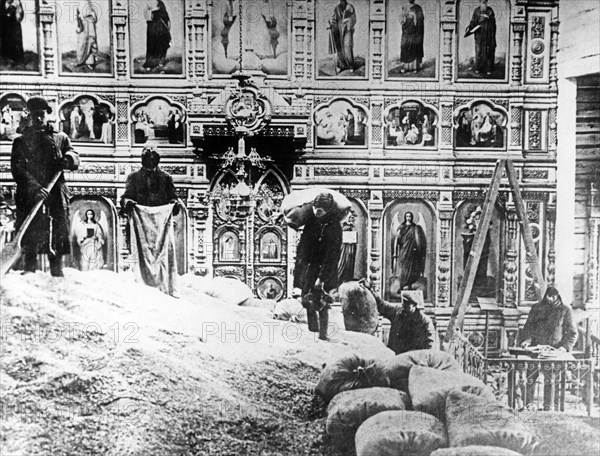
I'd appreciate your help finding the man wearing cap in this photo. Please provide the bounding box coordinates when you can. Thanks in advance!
[293,192,343,340]
[10,96,80,277]
[374,293,435,354]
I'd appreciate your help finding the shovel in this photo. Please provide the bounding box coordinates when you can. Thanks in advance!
[1,172,62,277]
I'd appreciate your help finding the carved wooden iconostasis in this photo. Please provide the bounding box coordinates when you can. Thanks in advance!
[0,0,561,345]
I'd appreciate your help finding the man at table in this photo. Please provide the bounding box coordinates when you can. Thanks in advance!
[518,286,578,410]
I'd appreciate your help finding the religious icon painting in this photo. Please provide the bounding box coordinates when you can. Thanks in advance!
[454,100,507,149]
[56,0,113,75]
[218,230,241,262]
[386,0,439,79]
[0,0,40,73]
[384,101,437,148]
[129,0,185,77]
[457,0,510,80]
[315,0,369,78]
[259,231,281,263]
[68,196,117,272]
[59,96,115,144]
[383,200,436,302]
[211,0,289,77]
[0,93,27,141]
[313,99,368,147]
[256,277,284,301]
[131,97,186,146]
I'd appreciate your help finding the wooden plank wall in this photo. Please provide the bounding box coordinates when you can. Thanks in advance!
[574,75,600,307]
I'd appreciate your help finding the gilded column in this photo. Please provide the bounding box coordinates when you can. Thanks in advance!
[39,2,55,76]
[369,191,384,294]
[504,207,519,307]
[436,209,453,307]
[441,23,455,82]
[511,23,526,85]
[112,0,127,78]
[549,20,559,89]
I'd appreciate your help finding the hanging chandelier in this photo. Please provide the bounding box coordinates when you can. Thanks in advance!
[207,0,273,220]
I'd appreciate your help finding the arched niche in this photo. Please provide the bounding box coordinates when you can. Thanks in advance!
[337,198,369,286]
[131,96,186,146]
[383,199,436,302]
[453,201,505,302]
[313,98,368,147]
[216,228,242,263]
[68,196,118,272]
[384,100,438,148]
[58,95,115,144]
[454,100,508,149]
[258,230,282,263]
[0,93,27,141]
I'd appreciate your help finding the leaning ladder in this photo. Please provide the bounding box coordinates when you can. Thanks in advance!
[443,159,546,344]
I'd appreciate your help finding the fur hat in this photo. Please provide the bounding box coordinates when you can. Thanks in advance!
[26,97,52,114]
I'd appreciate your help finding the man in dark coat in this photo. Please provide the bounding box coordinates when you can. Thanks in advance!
[11,97,80,276]
[374,294,435,355]
[518,286,578,409]
[293,193,343,340]
[120,147,179,211]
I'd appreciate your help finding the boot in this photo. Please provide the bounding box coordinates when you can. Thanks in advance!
[22,249,38,274]
[49,255,64,277]
[318,308,330,341]
[307,310,319,333]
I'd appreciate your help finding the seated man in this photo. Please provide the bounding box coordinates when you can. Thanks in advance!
[518,286,577,410]
[374,292,435,355]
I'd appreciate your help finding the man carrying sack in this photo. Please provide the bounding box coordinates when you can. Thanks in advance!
[10,97,80,277]
[292,193,343,340]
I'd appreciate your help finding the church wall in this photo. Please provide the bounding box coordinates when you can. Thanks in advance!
[0,0,563,351]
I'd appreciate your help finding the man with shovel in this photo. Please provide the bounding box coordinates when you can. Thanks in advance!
[10,97,80,277]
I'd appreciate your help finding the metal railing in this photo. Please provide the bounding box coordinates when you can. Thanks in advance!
[447,330,596,416]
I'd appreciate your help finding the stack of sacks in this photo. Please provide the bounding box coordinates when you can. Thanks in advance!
[314,349,536,455]
[445,390,536,454]
[382,349,462,393]
[326,387,410,454]
[281,187,351,230]
[315,354,390,404]
[408,365,496,421]
[336,281,380,335]
[355,411,448,456]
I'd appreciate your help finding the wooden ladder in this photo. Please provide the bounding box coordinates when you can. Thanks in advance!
[443,159,546,344]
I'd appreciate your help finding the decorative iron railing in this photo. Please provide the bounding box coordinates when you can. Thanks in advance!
[447,330,596,416]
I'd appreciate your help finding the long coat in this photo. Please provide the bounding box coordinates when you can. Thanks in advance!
[11,126,79,255]
[293,211,343,293]
[519,299,578,351]
[377,298,435,355]
[120,167,178,207]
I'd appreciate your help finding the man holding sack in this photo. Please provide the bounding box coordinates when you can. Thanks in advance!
[291,192,343,341]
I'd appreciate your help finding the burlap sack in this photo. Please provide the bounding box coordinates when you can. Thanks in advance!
[326,387,410,454]
[202,277,254,306]
[445,390,536,454]
[431,446,524,456]
[282,188,351,229]
[315,354,390,404]
[355,410,448,456]
[337,281,379,335]
[271,298,307,323]
[409,365,496,422]
[383,349,462,392]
